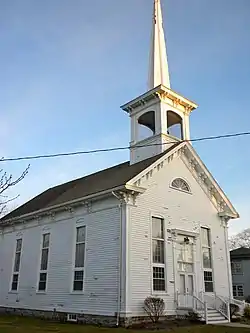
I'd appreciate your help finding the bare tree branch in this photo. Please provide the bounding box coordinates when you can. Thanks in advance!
[229,228,250,250]
[0,165,30,217]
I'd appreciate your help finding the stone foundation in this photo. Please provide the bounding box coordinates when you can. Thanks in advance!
[0,306,178,327]
[0,307,117,327]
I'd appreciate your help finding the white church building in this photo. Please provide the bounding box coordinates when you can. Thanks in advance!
[0,0,239,326]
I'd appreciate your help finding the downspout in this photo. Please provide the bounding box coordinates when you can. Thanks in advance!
[112,191,124,327]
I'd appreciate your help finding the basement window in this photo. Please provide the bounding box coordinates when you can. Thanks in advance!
[67,314,78,322]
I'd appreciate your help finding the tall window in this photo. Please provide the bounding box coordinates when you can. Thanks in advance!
[231,262,243,275]
[152,217,165,291]
[201,228,213,292]
[73,226,86,291]
[38,233,50,291]
[11,239,22,291]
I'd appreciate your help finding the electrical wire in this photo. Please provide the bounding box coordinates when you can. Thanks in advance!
[1,131,250,163]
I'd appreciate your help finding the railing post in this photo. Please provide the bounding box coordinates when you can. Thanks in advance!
[204,301,208,324]
[227,301,231,323]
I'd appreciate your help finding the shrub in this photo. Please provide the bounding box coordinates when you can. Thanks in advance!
[230,304,240,320]
[244,305,250,319]
[186,311,202,322]
[245,295,250,304]
[143,297,165,323]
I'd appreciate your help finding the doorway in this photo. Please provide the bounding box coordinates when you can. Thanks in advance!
[176,234,195,308]
[178,273,194,308]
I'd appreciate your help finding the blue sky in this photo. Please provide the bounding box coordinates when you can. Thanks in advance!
[1,0,250,235]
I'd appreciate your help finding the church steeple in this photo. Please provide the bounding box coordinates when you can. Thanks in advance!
[148,0,170,89]
[121,0,198,165]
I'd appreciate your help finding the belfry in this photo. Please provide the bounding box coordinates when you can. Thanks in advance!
[121,0,198,165]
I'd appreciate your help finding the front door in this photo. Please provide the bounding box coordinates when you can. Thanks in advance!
[176,234,195,309]
[179,273,194,308]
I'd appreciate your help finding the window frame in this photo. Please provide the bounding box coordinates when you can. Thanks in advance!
[72,225,86,293]
[233,284,244,297]
[170,178,191,194]
[177,236,194,274]
[201,227,214,293]
[37,233,50,293]
[231,261,243,275]
[10,238,23,292]
[151,216,166,293]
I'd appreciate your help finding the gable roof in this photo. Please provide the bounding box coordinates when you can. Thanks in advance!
[1,143,180,223]
[126,142,239,219]
[230,247,250,259]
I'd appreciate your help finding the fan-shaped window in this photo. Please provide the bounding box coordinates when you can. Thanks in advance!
[171,178,190,193]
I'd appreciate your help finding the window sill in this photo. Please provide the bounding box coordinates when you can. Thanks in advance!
[169,185,192,195]
[70,291,85,295]
[36,291,47,295]
[8,291,18,294]
[152,291,169,296]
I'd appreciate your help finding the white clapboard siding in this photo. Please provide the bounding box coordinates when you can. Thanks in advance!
[0,196,120,316]
[127,155,230,316]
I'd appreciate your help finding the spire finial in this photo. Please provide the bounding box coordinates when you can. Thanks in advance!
[148,0,171,90]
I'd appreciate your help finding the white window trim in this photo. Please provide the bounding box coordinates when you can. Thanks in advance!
[151,215,167,294]
[233,284,244,297]
[71,224,86,294]
[37,233,50,293]
[170,177,192,195]
[10,238,23,293]
[200,227,214,293]
[231,261,243,275]
[67,314,78,322]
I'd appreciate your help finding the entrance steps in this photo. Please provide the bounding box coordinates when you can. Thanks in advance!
[198,308,229,325]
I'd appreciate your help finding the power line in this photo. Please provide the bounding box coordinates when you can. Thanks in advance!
[1,131,250,163]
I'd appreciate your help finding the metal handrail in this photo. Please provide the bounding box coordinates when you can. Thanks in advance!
[193,295,208,323]
[226,297,250,315]
[202,293,230,322]
[215,294,230,321]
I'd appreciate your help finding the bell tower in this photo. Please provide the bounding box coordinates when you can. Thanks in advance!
[121,0,198,165]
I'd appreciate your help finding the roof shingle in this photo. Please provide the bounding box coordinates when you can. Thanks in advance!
[230,247,250,259]
[1,144,180,222]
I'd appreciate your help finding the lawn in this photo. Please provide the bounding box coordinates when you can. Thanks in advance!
[0,316,249,333]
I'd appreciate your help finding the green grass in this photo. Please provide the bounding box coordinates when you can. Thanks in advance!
[0,316,249,333]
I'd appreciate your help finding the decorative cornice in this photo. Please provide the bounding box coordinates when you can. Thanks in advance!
[121,85,198,114]
[0,185,130,227]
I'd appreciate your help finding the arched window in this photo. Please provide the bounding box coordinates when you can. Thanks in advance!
[138,111,155,141]
[171,178,190,193]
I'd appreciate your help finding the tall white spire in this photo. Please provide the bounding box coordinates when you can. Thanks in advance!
[148,0,171,90]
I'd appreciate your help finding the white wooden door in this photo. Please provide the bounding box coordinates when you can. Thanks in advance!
[178,273,194,308]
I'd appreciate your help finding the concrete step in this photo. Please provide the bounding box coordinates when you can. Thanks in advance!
[207,313,224,318]
[207,311,222,316]
[208,316,227,321]
[197,308,229,325]
[208,319,229,325]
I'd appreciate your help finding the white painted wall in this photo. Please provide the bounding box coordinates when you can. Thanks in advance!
[0,196,120,316]
[126,154,231,316]
[0,155,232,319]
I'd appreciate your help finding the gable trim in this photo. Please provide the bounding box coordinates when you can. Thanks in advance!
[126,142,239,220]
[183,144,239,218]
